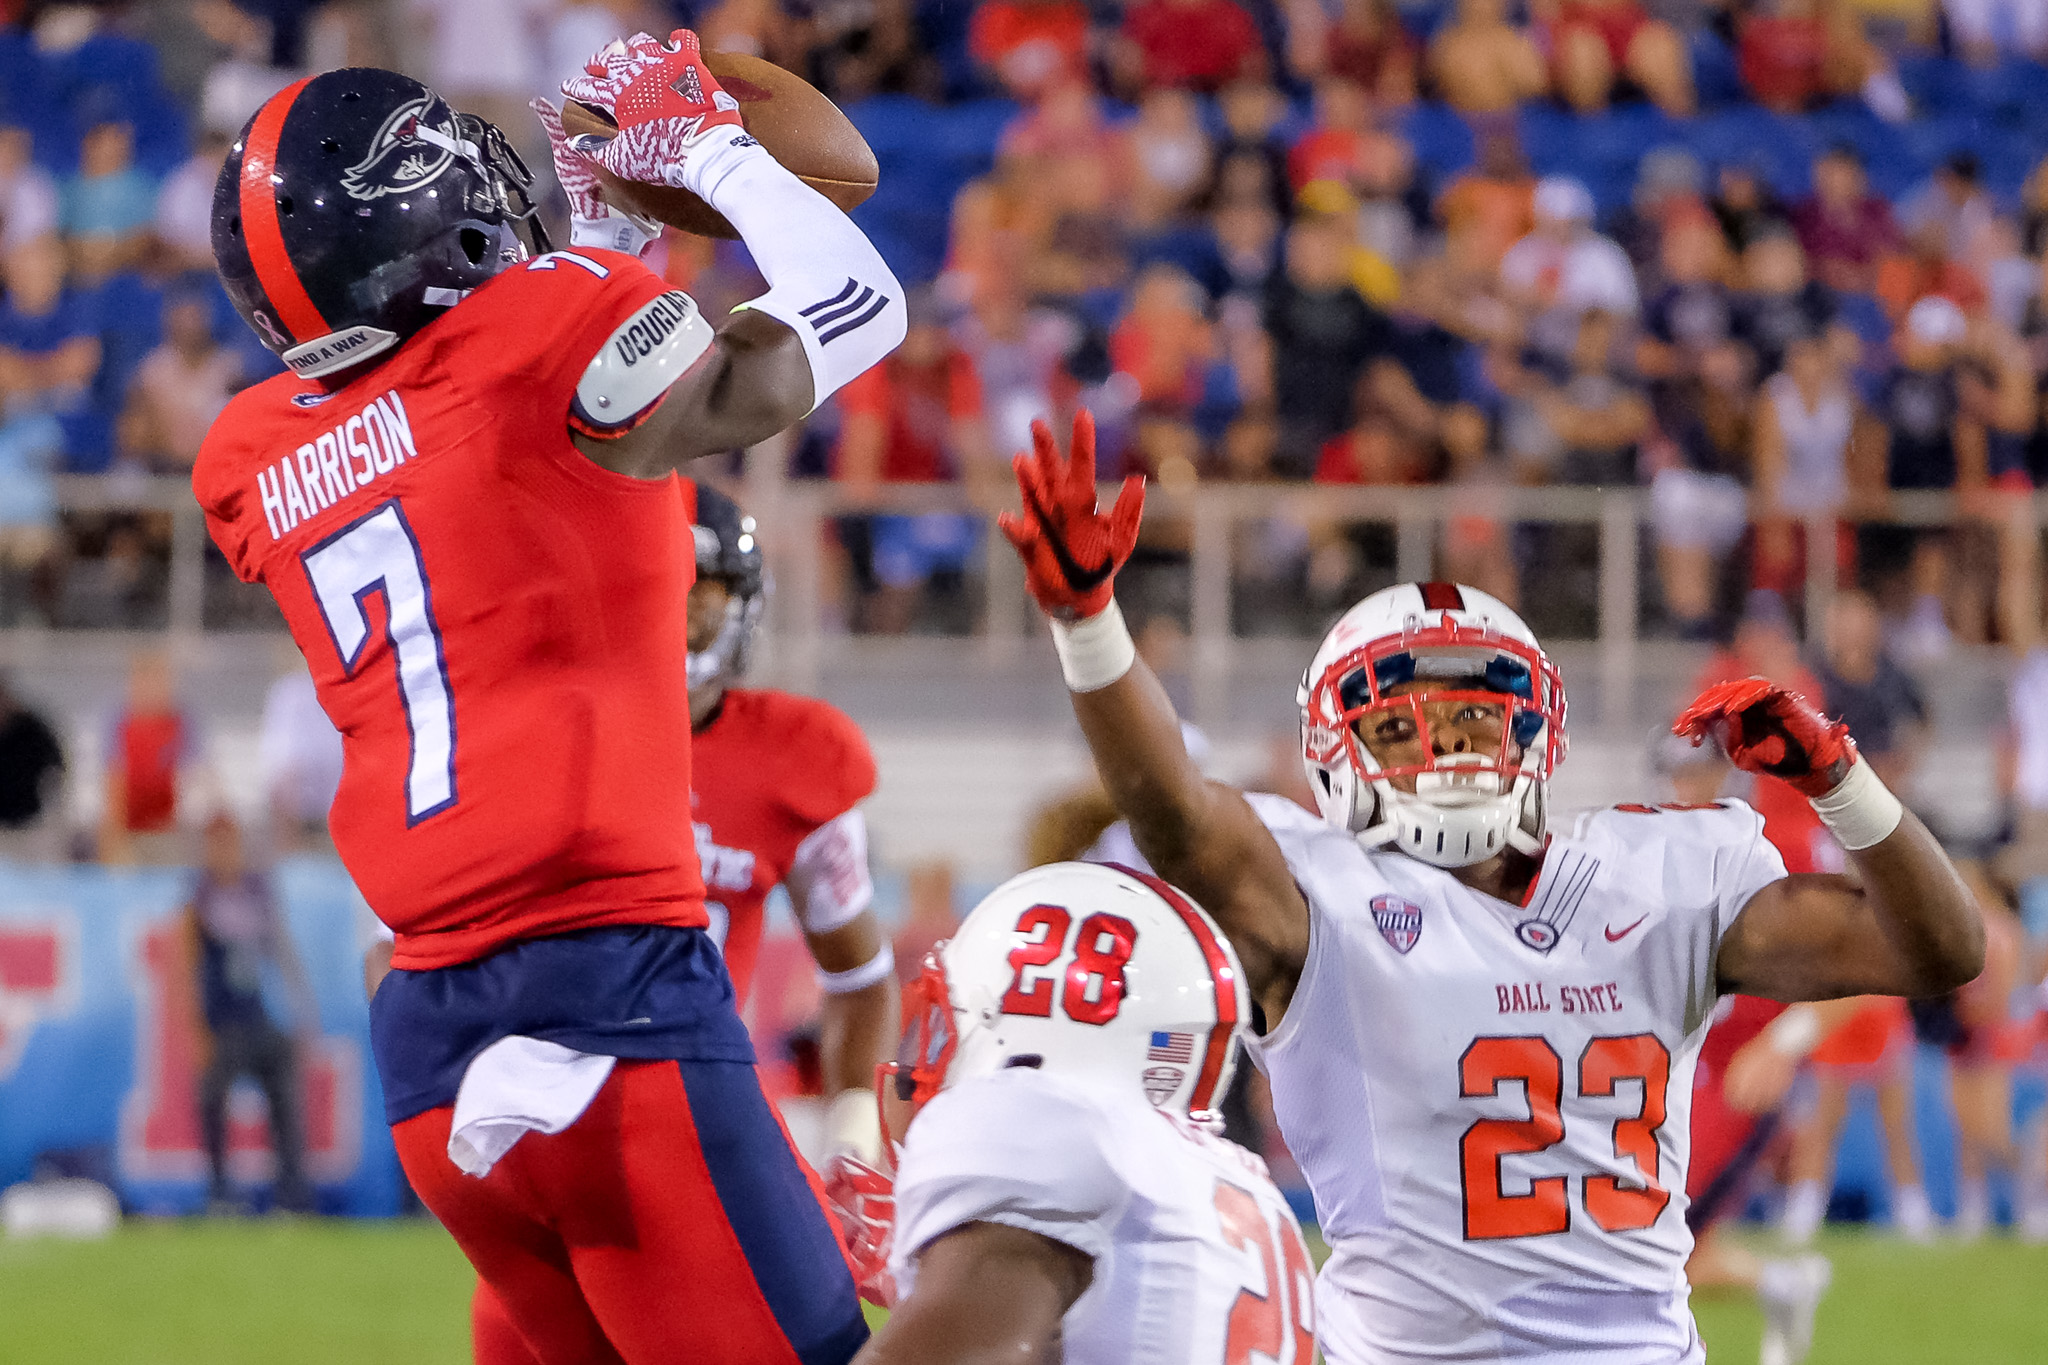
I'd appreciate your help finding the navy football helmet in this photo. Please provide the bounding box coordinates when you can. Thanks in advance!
[211,68,549,381]
[688,484,766,694]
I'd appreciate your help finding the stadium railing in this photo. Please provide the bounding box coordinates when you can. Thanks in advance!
[26,473,2035,727]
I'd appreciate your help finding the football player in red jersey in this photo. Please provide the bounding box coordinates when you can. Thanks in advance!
[682,484,897,1157]
[194,34,902,1365]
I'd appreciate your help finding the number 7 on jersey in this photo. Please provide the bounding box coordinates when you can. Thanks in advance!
[302,500,457,823]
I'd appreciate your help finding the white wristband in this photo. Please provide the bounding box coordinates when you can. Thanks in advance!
[568,210,660,257]
[1766,1005,1823,1059]
[1049,600,1137,693]
[1809,759,1904,851]
[818,942,894,995]
[827,1087,883,1164]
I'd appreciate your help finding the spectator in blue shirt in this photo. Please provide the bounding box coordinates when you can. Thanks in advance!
[61,115,157,276]
[0,235,96,590]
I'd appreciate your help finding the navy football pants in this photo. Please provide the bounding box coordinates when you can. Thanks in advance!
[394,1058,868,1365]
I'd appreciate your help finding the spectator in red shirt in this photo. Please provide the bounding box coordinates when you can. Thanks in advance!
[970,0,1091,100]
[1116,0,1268,93]
[1543,0,1694,116]
[102,649,202,864]
[1735,0,1884,114]
[1110,265,1216,417]
[1793,145,1901,295]
[834,295,999,632]
[1287,76,1372,194]
[1286,0,1419,106]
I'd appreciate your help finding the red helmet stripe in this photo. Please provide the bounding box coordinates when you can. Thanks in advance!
[238,77,328,345]
[1112,865,1240,1115]
[1418,582,1466,612]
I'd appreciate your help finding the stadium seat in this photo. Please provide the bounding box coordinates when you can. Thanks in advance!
[1399,102,1475,180]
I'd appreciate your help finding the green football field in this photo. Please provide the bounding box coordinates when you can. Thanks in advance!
[2,1219,2044,1364]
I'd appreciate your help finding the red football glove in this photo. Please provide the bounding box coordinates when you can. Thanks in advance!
[996,409,1144,621]
[558,30,746,190]
[822,1152,897,1308]
[1672,677,1857,798]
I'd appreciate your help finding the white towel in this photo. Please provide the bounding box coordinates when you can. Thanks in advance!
[447,1035,617,1177]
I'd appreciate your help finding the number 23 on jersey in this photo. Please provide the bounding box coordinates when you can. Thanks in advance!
[1459,1033,1672,1241]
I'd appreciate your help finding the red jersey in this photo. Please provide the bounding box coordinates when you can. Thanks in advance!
[834,349,983,483]
[115,710,186,832]
[193,249,707,970]
[689,689,877,1003]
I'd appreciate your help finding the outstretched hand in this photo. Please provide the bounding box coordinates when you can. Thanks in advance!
[996,410,1144,621]
[1673,677,1856,798]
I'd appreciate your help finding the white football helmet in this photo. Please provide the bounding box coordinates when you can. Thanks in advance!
[881,862,1249,1152]
[1298,582,1567,869]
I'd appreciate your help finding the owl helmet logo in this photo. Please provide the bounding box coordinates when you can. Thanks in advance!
[341,96,478,201]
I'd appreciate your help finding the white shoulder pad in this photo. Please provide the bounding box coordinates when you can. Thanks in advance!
[572,291,715,435]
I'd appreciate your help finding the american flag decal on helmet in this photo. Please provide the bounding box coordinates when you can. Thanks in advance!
[1148,1031,1196,1063]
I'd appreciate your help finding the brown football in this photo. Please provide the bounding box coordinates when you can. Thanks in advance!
[559,52,878,240]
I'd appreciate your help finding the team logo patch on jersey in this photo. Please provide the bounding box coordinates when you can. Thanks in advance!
[1142,1065,1185,1105]
[341,96,475,201]
[1516,919,1560,952]
[1371,894,1423,954]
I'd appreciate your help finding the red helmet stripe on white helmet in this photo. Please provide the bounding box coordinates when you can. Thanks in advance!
[1417,581,1466,612]
[1109,864,1240,1115]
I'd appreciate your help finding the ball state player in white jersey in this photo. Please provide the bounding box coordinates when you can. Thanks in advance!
[838,861,1317,1365]
[994,412,1983,1364]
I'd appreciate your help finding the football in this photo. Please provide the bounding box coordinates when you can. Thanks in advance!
[559,52,879,240]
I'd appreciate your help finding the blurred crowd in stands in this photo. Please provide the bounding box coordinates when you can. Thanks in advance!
[8,0,2048,642]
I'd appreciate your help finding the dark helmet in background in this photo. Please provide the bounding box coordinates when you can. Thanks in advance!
[211,68,549,381]
[689,484,767,695]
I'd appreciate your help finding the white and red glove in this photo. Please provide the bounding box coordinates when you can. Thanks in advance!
[1674,677,1902,849]
[822,1153,897,1308]
[528,97,661,256]
[559,29,746,192]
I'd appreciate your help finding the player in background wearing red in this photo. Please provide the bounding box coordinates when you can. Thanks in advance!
[196,33,903,1364]
[680,482,897,1155]
[999,410,1981,1365]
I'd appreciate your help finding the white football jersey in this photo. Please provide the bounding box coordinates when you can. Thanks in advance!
[890,1067,1316,1365]
[1241,791,1787,1364]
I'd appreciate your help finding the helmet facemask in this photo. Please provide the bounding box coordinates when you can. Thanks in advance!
[877,952,959,1167]
[686,501,767,700]
[685,586,764,693]
[1303,633,1564,869]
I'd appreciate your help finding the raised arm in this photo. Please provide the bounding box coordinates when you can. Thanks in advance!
[1000,413,1310,1023]
[538,32,905,477]
[1675,678,1983,1001]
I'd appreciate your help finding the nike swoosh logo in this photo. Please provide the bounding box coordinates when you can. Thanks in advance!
[1024,485,1115,592]
[1604,916,1648,943]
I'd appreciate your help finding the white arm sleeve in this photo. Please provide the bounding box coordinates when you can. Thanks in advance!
[889,1070,1124,1297]
[679,133,906,413]
[787,807,874,936]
